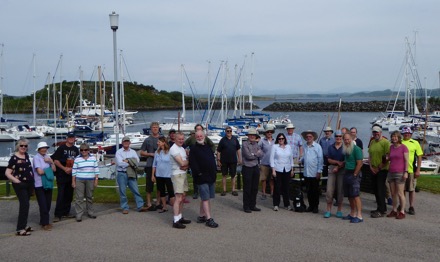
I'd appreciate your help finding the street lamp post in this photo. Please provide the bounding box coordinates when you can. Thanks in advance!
[109,11,120,147]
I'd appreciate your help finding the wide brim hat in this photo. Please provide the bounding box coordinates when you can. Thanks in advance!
[323,126,333,133]
[264,125,275,133]
[301,130,318,141]
[36,141,50,151]
[246,128,259,136]
[285,123,295,129]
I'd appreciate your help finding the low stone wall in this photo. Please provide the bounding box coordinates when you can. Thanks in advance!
[263,101,404,112]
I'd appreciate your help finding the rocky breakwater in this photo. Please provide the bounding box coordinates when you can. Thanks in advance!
[263,101,404,112]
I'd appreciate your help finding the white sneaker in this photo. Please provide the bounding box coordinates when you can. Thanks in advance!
[286,206,293,211]
[273,206,279,211]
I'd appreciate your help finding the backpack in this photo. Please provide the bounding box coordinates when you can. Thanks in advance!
[293,187,307,212]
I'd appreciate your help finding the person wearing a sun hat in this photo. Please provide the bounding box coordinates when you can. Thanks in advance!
[285,123,303,164]
[241,128,264,213]
[300,130,323,213]
[258,125,275,200]
[368,125,390,218]
[319,126,335,190]
[33,141,56,230]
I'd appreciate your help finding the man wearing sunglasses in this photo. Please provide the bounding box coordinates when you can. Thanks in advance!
[217,126,241,196]
[51,132,79,222]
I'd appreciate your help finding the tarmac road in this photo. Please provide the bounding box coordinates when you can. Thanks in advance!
[0,189,439,262]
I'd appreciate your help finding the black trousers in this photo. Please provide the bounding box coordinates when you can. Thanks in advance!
[304,177,320,209]
[35,187,52,226]
[12,182,33,231]
[54,181,73,217]
[242,165,260,209]
[273,171,291,207]
[372,169,388,213]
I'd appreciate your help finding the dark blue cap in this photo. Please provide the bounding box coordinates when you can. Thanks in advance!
[67,132,75,137]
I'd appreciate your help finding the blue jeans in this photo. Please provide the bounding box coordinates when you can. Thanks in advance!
[117,172,144,211]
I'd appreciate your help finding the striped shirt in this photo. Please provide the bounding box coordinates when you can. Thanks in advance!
[72,154,99,180]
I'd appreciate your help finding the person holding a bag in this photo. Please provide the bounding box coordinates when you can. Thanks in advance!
[33,142,56,231]
[5,138,35,236]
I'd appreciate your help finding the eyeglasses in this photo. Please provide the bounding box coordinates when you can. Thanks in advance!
[226,130,232,133]
[19,145,28,148]
[80,149,89,152]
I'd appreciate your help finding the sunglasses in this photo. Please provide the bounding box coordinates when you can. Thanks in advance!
[226,130,232,133]
[19,145,28,148]
[80,149,89,152]
[278,137,285,140]
[335,135,342,138]
[266,131,274,134]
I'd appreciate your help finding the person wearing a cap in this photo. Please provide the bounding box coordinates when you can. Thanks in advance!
[241,128,264,213]
[184,124,215,199]
[168,129,176,147]
[217,126,241,196]
[325,130,345,218]
[51,132,79,222]
[258,125,275,200]
[368,125,390,218]
[319,126,335,189]
[116,136,148,214]
[285,123,303,164]
[301,130,323,213]
[72,143,99,222]
[33,141,56,230]
[140,121,161,211]
[400,126,423,215]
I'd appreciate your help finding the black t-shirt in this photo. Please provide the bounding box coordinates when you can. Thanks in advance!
[51,144,79,183]
[217,136,240,164]
[7,153,34,183]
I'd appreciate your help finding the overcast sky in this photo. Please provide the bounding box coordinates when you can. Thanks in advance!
[1,0,440,97]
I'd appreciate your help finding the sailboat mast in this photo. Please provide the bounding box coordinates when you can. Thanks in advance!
[59,54,63,116]
[120,50,126,134]
[0,43,4,119]
[249,52,254,113]
[32,54,36,127]
[47,73,51,120]
[181,65,186,122]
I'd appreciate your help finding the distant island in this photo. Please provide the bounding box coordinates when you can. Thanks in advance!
[3,83,439,114]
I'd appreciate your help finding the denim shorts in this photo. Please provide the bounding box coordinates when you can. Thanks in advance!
[198,183,215,201]
[343,170,361,198]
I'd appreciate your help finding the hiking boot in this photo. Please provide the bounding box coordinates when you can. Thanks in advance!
[371,211,384,218]
[408,207,415,215]
[396,212,406,219]
[173,221,186,229]
[387,211,397,218]
[179,217,191,224]
[196,216,207,223]
[205,218,219,228]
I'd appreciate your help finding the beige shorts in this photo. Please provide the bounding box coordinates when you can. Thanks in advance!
[387,172,406,184]
[405,173,417,192]
[171,173,189,194]
[259,165,272,181]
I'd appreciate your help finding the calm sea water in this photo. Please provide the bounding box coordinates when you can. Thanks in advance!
[0,104,380,157]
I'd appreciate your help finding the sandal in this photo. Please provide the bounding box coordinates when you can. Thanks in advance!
[16,230,31,236]
[25,226,34,232]
[158,209,168,213]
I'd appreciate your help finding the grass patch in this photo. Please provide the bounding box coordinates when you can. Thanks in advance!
[0,173,238,203]
[417,175,440,194]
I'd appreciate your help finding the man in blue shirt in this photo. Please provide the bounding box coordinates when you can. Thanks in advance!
[301,130,323,213]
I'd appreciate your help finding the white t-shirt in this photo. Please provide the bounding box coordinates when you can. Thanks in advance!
[169,144,187,176]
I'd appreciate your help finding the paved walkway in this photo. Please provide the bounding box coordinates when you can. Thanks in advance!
[0,189,439,261]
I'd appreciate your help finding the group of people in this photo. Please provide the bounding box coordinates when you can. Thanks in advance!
[5,132,99,236]
[4,120,423,235]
